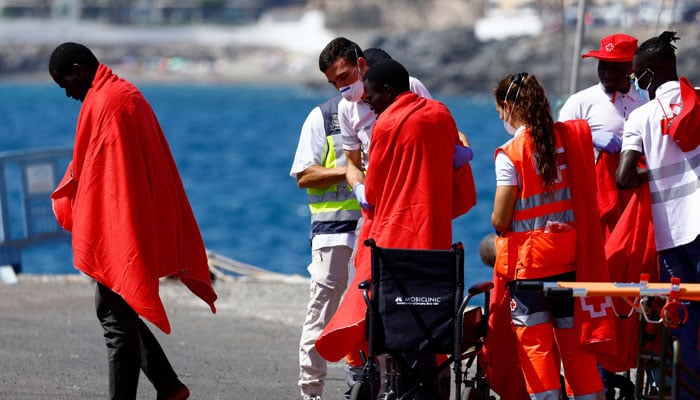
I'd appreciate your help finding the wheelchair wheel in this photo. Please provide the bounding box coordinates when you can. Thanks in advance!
[350,381,371,400]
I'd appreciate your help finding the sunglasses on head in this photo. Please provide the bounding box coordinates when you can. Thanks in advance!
[505,72,529,106]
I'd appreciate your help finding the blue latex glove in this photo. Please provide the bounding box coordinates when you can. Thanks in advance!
[592,131,622,153]
[352,183,374,211]
[453,144,473,168]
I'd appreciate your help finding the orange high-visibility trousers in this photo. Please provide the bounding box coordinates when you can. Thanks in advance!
[514,323,603,397]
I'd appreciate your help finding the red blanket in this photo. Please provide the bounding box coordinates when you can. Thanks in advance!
[597,184,657,371]
[669,77,700,152]
[51,64,217,334]
[315,92,476,361]
[559,120,617,353]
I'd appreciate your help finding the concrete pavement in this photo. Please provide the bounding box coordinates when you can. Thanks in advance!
[0,274,348,400]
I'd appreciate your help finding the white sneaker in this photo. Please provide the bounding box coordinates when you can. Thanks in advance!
[302,395,321,400]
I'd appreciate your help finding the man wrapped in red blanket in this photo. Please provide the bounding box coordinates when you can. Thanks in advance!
[49,42,215,400]
[315,59,476,398]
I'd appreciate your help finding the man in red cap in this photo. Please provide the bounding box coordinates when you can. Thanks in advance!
[558,33,652,400]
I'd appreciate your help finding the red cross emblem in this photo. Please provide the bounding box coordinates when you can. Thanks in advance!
[580,296,612,318]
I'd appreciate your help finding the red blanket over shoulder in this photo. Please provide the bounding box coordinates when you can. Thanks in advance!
[51,64,217,334]
[315,92,476,361]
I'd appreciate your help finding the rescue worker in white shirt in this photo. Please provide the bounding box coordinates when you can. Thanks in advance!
[290,95,362,400]
[617,31,700,400]
[317,37,472,210]
[559,33,646,162]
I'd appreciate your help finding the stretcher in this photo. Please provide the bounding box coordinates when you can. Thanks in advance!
[516,275,700,400]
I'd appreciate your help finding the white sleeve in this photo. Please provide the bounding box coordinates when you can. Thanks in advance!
[290,106,328,177]
[409,76,433,100]
[339,100,361,151]
[620,112,644,154]
[556,95,580,122]
[495,149,520,187]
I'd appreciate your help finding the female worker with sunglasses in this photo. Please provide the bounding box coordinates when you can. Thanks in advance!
[489,73,613,400]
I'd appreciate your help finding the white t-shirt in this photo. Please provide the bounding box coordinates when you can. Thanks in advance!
[290,105,356,250]
[494,126,527,188]
[621,81,700,250]
[558,82,647,160]
[339,76,432,164]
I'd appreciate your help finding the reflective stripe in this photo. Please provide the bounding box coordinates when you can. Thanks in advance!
[650,177,700,204]
[310,207,361,221]
[511,209,575,232]
[512,310,550,327]
[530,389,560,399]
[512,311,573,329]
[307,187,355,203]
[647,152,700,181]
[515,187,571,212]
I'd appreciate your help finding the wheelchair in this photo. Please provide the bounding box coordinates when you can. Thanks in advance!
[348,239,494,400]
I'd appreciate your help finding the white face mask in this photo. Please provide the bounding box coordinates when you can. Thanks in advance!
[339,60,364,102]
[504,120,517,136]
[502,104,517,135]
[340,78,364,102]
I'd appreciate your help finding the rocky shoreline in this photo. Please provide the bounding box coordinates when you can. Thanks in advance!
[2,20,699,97]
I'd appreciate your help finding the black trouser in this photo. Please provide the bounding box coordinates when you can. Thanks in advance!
[95,283,180,400]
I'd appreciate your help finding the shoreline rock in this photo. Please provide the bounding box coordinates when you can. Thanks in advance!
[2,19,699,98]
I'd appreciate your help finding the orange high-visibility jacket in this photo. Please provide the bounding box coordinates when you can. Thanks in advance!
[494,127,577,281]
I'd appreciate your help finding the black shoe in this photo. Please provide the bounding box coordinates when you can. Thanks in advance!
[157,381,190,400]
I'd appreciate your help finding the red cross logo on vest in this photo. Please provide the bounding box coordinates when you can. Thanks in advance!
[579,296,612,318]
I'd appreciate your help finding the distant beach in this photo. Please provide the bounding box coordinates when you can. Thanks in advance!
[0,12,339,86]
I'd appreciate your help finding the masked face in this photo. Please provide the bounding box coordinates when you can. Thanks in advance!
[339,60,364,102]
[632,68,653,102]
[339,76,364,102]
[503,120,518,136]
[501,102,517,135]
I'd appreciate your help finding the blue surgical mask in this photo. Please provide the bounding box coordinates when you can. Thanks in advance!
[633,70,652,102]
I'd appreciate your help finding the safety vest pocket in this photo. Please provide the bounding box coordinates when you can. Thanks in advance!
[521,229,577,278]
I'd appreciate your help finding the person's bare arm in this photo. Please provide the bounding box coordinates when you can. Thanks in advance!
[616,150,646,189]
[344,149,365,189]
[492,185,518,233]
[458,130,470,146]
[296,165,347,189]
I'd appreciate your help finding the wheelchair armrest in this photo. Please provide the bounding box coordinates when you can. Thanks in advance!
[467,281,495,296]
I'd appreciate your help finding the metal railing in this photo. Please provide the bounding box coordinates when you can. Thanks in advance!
[0,147,73,272]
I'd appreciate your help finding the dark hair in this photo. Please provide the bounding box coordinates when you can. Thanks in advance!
[363,48,392,67]
[48,42,99,74]
[494,73,557,189]
[363,59,410,94]
[636,31,679,63]
[318,37,364,73]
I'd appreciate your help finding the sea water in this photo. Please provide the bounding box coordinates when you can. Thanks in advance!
[0,82,503,285]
